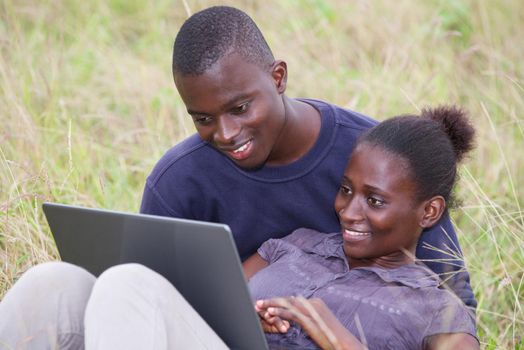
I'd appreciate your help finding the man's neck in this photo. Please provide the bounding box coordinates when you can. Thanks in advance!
[265,97,321,166]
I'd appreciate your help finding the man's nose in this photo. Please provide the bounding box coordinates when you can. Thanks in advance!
[214,116,241,145]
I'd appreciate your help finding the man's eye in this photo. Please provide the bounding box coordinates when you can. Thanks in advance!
[193,116,213,125]
[231,102,249,115]
[340,185,352,195]
[367,197,385,207]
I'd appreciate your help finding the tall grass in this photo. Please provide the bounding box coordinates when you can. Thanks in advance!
[1,0,522,348]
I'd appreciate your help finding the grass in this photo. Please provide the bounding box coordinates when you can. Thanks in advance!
[1,0,523,348]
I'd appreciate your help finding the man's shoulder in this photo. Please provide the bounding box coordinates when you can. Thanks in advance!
[147,134,217,184]
[300,98,378,131]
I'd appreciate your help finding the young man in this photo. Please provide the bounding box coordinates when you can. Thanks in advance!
[141,6,475,309]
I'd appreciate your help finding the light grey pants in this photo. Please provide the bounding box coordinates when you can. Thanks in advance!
[0,262,229,350]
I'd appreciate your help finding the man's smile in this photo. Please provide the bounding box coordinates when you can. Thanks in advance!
[223,139,254,160]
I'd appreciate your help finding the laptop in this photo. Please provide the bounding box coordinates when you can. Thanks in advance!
[42,202,269,350]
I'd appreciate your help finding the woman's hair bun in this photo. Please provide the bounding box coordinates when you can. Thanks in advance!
[421,105,475,162]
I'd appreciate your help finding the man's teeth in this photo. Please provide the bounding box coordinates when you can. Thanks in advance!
[345,229,371,236]
[233,141,250,153]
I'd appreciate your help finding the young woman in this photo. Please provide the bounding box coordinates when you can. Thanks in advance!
[0,106,478,350]
[245,105,479,349]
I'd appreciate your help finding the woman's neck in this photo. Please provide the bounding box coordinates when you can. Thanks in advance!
[348,250,416,270]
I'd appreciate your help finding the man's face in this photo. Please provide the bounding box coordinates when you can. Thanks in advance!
[174,53,287,169]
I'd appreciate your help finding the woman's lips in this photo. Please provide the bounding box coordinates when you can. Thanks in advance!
[342,228,372,242]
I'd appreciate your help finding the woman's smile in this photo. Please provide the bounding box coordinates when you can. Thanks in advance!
[342,228,372,242]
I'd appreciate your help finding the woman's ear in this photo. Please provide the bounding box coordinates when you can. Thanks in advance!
[420,196,446,228]
[271,60,287,94]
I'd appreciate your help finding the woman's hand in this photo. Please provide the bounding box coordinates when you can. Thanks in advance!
[254,303,290,333]
[255,296,366,350]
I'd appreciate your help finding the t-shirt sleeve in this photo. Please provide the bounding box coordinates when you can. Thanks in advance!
[140,179,182,217]
[423,296,478,343]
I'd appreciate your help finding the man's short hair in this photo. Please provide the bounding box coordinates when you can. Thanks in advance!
[172,6,275,75]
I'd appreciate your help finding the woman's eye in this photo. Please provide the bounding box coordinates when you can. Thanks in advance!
[231,102,249,114]
[367,197,384,207]
[340,185,352,195]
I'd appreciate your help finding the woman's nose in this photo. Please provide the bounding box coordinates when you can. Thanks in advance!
[338,197,365,224]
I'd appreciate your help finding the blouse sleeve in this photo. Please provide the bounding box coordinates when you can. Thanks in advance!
[280,228,327,248]
[257,228,327,263]
[257,238,286,264]
[424,295,478,342]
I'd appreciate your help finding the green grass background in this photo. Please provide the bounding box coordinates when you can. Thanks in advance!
[1,0,522,348]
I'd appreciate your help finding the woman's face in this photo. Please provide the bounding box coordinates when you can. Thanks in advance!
[334,143,427,267]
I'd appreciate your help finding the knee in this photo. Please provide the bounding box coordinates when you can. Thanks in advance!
[10,261,95,298]
[0,261,96,323]
[93,263,173,302]
[96,263,159,290]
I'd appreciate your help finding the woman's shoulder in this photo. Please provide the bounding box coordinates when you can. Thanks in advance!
[281,228,341,252]
[353,264,476,348]
[281,228,331,243]
[258,229,341,264]
[389,264,477,343]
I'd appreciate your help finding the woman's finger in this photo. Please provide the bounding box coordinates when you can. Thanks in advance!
[258,297,309,314]
[261,313,290,332]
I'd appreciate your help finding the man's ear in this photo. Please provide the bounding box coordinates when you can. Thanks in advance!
[271,60,287,94]
[420,196,446,228]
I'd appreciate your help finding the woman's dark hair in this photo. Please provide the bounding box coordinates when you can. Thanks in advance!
[358,105,475,208]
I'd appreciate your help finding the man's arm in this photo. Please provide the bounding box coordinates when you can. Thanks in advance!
[242,252,268,280]
[417,213,477,309]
